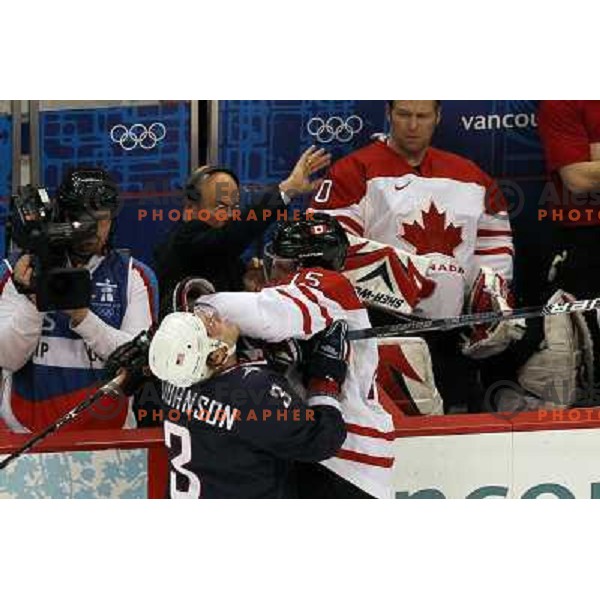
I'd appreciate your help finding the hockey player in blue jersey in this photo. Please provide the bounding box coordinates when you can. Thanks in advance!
[148,304,349,499]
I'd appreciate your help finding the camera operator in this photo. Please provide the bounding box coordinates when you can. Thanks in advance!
[154,146,330,317]
[0,168,158,433]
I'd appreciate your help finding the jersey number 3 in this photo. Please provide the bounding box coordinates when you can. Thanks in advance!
[164,421,201,499]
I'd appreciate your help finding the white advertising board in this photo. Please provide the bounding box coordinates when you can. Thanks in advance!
[393,428,600,499]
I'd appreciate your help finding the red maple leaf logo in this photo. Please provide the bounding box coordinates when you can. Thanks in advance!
[401,202,463,256]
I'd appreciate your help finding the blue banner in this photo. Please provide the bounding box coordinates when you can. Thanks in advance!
[218,100,544,180]
[217,100,549,303]
[40,102,191,267]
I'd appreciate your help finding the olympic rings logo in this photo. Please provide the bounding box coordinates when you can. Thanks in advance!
[306,115,364,144]
[109,122,167,151]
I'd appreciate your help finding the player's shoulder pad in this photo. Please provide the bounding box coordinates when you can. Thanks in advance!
[299,267,363,311]
[429,146,492,186]
[339,139,383,163]
[326,142,380,183]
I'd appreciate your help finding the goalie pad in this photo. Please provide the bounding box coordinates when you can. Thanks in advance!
[517,290,594,408]
[462,267,526,359]
[343,234,435,315]
[376,337,443,416]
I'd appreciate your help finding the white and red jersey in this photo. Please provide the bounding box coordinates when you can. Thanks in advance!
[204,267,395,499]
[310,138,514,318]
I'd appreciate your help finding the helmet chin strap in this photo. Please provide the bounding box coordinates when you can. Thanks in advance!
[217,339,237,361]
[205,339,237,379]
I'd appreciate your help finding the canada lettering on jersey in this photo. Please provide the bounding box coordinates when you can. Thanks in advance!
[428,262,465,275]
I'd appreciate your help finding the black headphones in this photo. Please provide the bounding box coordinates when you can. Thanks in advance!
[184,165,240,203]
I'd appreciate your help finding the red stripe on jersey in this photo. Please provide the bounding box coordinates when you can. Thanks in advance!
[474,246,514,256]
[335,215,364,236]
[294,268,364,312]
[346,423,397,441]
[337,449,395,468]
[296,285,333,326]
[132,263,156,324]
[276,289,312,335]
[476,229,512,237]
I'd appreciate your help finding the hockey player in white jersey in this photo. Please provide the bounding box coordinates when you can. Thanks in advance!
[203,213,394,498]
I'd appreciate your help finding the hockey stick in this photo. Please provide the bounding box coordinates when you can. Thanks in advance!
[172,277,216,312]
[0,372,126,471]
[348,296,600,341]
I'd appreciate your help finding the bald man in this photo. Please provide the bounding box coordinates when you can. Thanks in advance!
[154,147,331,317]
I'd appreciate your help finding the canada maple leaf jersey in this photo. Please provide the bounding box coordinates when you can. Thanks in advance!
[310,138,514,318]
[205,267,395,499]
[160,363,346,499]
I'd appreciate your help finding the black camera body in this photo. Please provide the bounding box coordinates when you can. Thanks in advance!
[8,185,96,311]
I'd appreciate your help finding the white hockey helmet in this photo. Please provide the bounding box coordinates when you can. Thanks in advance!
[149,312,225,387]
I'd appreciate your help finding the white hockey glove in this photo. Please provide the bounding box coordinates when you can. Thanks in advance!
[461,267,525,359]
[343,234,434,315]
[517,290,594,408]
[377,336,443,416]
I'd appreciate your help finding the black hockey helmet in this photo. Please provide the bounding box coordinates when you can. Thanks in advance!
[57,168,120,219]
[264,212,349,279]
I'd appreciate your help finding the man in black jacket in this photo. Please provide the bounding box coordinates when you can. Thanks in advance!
[155,146,330,316]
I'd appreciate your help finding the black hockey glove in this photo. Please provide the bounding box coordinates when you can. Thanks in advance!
[105,329,154,396]
[237,336,266,363]
[264,338,304,375]
[304,320,350,399]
